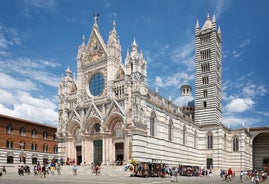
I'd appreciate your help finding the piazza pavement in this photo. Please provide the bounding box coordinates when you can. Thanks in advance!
[0,165,256,184]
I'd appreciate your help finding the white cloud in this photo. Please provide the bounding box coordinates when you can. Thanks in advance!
[213,0,232,18]
[0,89,58,126]
[154,72,194,88]
[0,103,57,126]
[240,39,250,48]
[104,0,112,8]
[222,116,257,128]
[0,57,60,87]
[232,50,243,58]
[24,0,56,9]
[257,111,269,117]
[226,98,254,112]
[214,0,225,18]
[0,76,58,125]
[222,116,245,128]
[170,40,194,61]
[0,25,23,49]
[0,73,37,91]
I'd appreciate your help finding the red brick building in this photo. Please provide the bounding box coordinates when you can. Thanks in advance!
[0,114,58,165]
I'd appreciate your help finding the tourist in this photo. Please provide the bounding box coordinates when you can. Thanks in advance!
[33,165,38,176]
[240,170,244,183]
[2,166,6,174]
[95,165,100,176]
[227,168,233,182]
[40,164,46,178]
[73,164,77,175]
[56,163,61,175]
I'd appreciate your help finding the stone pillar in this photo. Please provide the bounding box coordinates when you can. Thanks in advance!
[82,138,85,164]
[124,132,132,163]
[84,138,93,164]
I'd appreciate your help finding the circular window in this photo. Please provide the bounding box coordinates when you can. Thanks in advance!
[89,73,105,96]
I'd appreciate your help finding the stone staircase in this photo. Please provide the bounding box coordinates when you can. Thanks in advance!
[1,164,130,177]
[61,165,129,176]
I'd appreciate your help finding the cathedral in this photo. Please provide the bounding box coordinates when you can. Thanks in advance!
[56,14,269,172]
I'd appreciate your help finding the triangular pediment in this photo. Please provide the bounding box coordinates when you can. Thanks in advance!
[70,81,77,94]
[115,65,125,80]
[85,28,107,64]
[105,99,125,118]
[85,103,102,119]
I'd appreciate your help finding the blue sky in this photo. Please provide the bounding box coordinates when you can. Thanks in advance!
[0,0,268,129]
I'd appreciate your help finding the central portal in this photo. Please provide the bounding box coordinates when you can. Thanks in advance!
[93,140,102,165]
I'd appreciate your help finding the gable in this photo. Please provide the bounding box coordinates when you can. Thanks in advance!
[85,30,107,64]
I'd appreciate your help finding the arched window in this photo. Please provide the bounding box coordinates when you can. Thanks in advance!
[183,125,187,145]
[43,144,48,152]
[32,129,37,138]
[20,126,26,136]
[6,140,13,149]
[19,141,25,150]
[150,112,156,137]
[32,157,38,164]
[43,131,48,139]
[6,124,13,134]
[31,143,37,151]
[233,136,239,152]
[93,123,101,134]
[168,120,173,141]
[54,145,58,153]
[7,156,14,163]
[207,132,213,149]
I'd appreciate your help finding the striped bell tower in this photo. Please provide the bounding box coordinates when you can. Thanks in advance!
[194,13,222,125]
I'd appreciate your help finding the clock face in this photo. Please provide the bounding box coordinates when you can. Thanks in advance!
[89,73,105,96]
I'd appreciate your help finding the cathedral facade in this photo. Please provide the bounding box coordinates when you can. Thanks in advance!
[56,14,263,171]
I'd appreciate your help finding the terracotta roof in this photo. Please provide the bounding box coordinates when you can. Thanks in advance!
[0,113,57,129]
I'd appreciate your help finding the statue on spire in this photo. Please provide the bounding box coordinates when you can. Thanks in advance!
[184,74,189,84]
[93,13,99,25]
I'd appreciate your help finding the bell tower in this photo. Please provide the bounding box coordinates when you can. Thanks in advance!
[194,14,222,125]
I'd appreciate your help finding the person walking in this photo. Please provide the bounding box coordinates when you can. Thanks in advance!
[95,165,100,176]
[2,166,6,174]
[240,170,244,183]
[227,168,233,183]
[73,165,78,175]
[41,164,46,178]
[56,163,61,175]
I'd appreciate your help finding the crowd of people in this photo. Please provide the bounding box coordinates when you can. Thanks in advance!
[16,160,62,178]
[220,168,268,183]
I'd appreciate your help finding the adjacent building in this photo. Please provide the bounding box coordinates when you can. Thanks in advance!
[56,14,269,171]
[0,114,58,165]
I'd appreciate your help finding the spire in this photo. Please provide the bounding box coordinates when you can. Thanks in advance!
[108,20,117,42]
[131,38,138,52]
[65,66,72,78]
[126,48,130,58]
[212,14,216,23]
[112,20,116,32]
[218,25,221,34]
[201,13,212,31]
[195,20,200,29]
[81,35,85,46]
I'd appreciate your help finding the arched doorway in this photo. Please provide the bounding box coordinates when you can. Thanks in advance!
[253,133,269,170]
